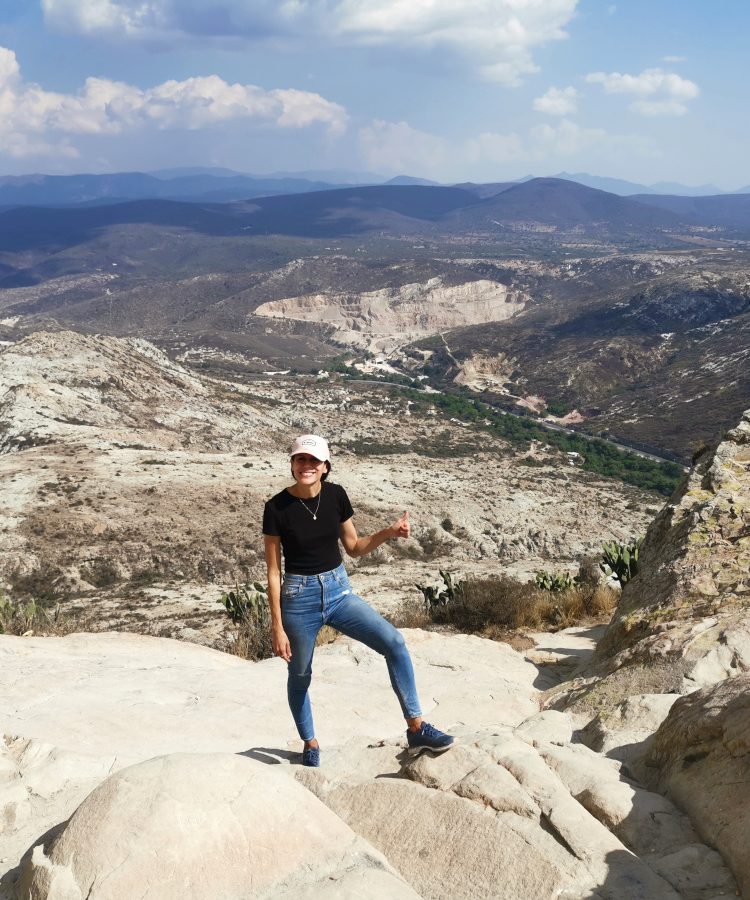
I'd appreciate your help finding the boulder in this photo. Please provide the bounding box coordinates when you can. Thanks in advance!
[16,753,419,900]
[299,726,715,899]
[549,408,750,716]
[643,675,750,899]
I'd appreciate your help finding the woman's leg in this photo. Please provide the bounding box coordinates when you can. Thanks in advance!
[282,605,322,742]
[327,591,422,720]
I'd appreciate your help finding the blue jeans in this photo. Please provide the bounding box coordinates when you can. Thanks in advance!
[281,562,422,741]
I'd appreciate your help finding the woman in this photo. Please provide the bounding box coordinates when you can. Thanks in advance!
[263,433,454,767]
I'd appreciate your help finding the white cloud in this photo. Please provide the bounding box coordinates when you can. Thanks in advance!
[357,115,654,181]
[464,131,524,166]
[42,0,581,85]
[530,118,605,156]
[0,46,347,159]
[358,120,449,176]
[533,85,578,116]
[663,55,686,63]
[586,66,699,116]
[630,99,689,117]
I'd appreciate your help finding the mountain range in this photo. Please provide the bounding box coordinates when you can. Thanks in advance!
[0,168,748,210]
[2,178,750,261]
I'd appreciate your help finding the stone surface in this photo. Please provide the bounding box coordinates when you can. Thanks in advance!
[550,409,750,715]
[0,628,539,896]
[16,753,418,900]
[644,675,750,900]
[579,693,680,763]
[254,277,527,355]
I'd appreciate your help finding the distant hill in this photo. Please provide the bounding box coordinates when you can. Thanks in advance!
[552,172,726,197]
[4,178,750,257]
[444,178,684,236]
[630,193,750,232]
[648,181,724,196]
[452,182,517,199]
[0,171,346,207]
[237,185,476,236]
[264,168,382,184]
[0,185,478,252]
[552,172,653,195]
[148,166,248,179]
[385,175,441,186]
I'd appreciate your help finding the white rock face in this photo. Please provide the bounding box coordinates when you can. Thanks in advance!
[0,629,739,900]
[17,753,418,900]
[645,675,750,899]
[0,330,276,454]
[254,278,526,352]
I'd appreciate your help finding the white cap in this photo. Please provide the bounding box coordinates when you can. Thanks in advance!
[290,434,331,462]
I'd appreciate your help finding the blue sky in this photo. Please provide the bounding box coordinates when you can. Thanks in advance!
[0,1,747,188]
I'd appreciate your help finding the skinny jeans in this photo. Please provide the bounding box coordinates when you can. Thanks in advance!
[281,562,422,741]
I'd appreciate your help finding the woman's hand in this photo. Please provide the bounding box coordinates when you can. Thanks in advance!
[391,510,410,540]
[272,625,292,662]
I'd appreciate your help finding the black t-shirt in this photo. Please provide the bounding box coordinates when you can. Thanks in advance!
[262,482,354,575]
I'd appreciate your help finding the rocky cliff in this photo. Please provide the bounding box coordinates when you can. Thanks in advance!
[552,408,750,716]
[254,277,527,353]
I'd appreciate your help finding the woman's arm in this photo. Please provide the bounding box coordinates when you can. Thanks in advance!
[340,511,410,558]
[264,535,291,661]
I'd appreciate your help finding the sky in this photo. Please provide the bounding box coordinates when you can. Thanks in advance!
[0,0,747,189]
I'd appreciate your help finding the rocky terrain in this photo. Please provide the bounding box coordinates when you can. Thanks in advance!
[550,408,750,714]
[0,330,658,642]
[2,322,749,896]
[0,625,741,899]
[2,236,748,461]
[254,277,527,354]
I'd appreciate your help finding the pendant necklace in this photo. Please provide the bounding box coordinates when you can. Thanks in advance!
[298,485,322,521]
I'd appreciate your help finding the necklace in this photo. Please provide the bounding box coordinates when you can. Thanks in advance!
[297,485,322,521]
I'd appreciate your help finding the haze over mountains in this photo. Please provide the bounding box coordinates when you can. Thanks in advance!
[2,178,750,260]
[1,167,748,211]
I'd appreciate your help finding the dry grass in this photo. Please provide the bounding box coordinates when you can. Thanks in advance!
[391,575,618,640]
[0,594,88,637]
[224,621,340,662]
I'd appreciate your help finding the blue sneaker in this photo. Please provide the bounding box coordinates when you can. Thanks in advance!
[302,745,320,767]
[406,722,454,755]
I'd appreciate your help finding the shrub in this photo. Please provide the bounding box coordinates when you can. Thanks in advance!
[0,592,83,636]
[396,572,618,639]
[219,581,273,661]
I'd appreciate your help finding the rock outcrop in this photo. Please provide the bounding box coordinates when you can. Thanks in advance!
[643,675,750,900]
[551,408,750,715]
[0,629,739,899]
[254,278,527,353]
[0,330,276,454]
[17,753,417,900]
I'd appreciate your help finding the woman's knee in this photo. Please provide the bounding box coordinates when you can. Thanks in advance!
[381,628,407,658]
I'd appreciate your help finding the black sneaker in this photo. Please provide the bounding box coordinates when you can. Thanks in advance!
[302,745,320,767]
[406,722,454,755]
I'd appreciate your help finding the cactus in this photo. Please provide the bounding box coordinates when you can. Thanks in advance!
[600,538,643,587]
[534,571,575,593]
[415,569,464,613]
[218,581,269,626]
[0,593,63,634]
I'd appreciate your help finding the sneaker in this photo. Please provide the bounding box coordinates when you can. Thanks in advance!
[406,722,454,755]
[302,745,320,767]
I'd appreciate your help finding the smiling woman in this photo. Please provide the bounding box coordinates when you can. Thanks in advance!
[262,433,455,767]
